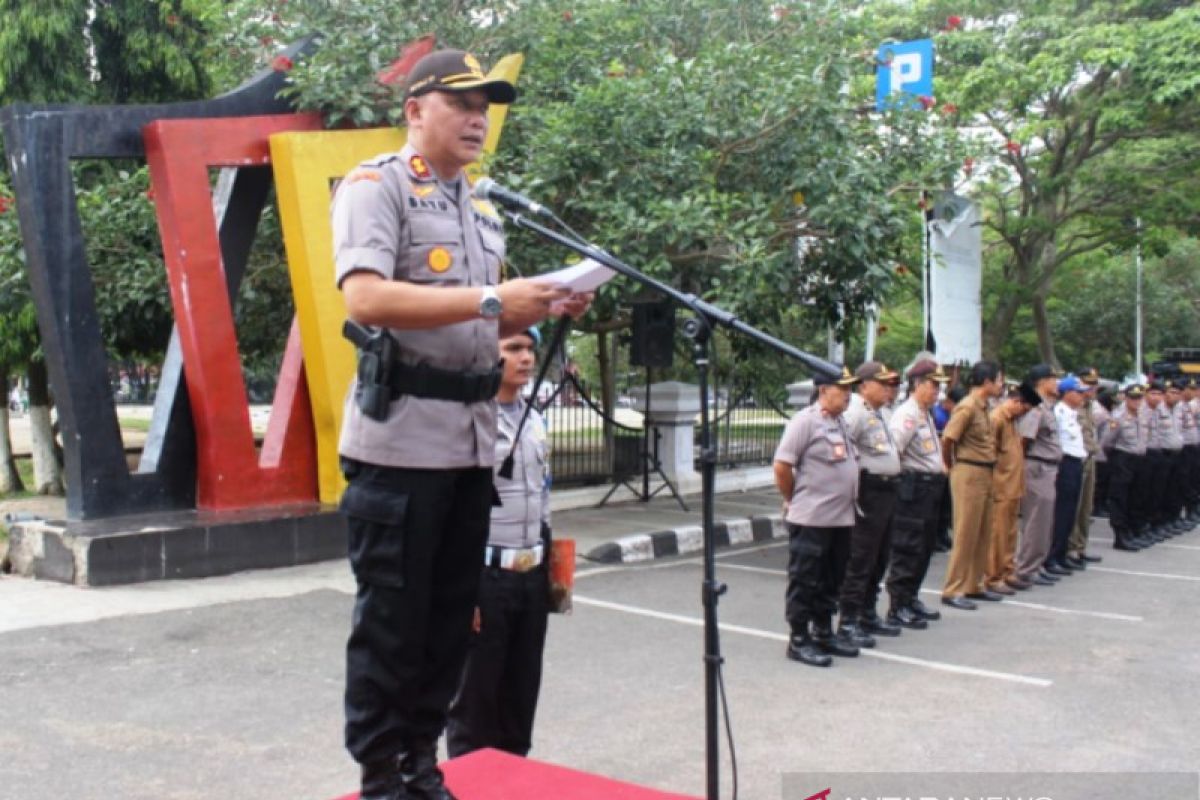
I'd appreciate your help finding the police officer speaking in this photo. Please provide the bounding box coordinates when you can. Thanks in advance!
[332,48,589,800]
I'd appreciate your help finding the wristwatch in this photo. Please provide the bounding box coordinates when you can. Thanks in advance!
[478,286,503,319]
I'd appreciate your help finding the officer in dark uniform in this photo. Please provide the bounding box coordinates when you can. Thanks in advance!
[838,361,903,648]
[333,49,587,800]
[886,359,951,628]
[1101,385,1148,550]
[774,367,862,667]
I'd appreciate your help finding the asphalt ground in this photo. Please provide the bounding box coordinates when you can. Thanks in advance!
[2,515,1199,799]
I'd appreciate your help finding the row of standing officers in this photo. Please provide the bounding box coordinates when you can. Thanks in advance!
[773,358,1200,667]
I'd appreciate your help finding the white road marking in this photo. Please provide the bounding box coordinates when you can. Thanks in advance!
[1089,537,1200,552]
[1089,566,1200,582]
[711,563,1142,622]
[573,595,1053,688]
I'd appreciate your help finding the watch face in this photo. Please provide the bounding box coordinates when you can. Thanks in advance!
[481,294,502,318]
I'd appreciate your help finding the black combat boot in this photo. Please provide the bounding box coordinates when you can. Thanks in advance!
[361,755,411,800]
[887,602,928,630]
[786,632,833,667]
[861,609,902,637]
[813,617,859,657]
[836,617,877,649]
[401,739,457,800]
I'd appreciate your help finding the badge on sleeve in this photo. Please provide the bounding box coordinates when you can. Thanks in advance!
[427,247,453,273]
[409,154,432,180]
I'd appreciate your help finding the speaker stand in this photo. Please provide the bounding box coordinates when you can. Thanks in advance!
[598,367,688,511]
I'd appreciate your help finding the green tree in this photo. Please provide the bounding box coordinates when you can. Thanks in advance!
[876,0,1200,364]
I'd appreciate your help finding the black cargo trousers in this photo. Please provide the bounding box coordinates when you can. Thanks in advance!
[339,458,493,766]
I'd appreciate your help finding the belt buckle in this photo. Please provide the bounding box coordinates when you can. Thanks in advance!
[513,550,536,572]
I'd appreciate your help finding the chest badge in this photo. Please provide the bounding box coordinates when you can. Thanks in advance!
[409,154,432,180]
[427,247,453,273]
[410,182,436,198]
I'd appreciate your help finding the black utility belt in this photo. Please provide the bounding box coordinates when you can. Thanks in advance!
[1061,454,1082,463]
[861,471,901,484]
[957,458,995,469]
[387,359,503,404]
[901,470,945,483]
[1027,455,1060,466]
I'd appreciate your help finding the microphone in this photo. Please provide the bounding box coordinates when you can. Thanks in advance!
[473,178,551,218]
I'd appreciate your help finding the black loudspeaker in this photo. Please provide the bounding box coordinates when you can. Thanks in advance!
[630,300,675,368]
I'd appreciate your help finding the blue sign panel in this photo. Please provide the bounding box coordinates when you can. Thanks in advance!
[875,39,934,111]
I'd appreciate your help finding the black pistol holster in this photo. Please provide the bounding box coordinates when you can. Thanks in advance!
[343,320,503,422]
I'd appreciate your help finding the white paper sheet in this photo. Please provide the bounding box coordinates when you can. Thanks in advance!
[531,258,616,293]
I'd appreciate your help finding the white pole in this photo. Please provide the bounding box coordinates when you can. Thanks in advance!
[864,303,879,361]
[1135,217,1143,376]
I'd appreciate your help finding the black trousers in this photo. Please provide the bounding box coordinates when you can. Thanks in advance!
[839,474,897,619]
[1107,450,1142,536]
[340,461,493,765]
[1132,450,1161,532]
[886,473,946,608]
[1165,448,1187,521]
[1185,445,1200,508]
[786,524,850,634]
[447,564,549,759]
[1093,458,1111,515]
[1049,455,1083,566]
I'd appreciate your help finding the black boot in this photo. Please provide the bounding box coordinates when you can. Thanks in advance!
[861,609,902,637]
[400,740,457,800]
[1113,530,1141,552]
[361,756,411,800]
[887,603,928,630]
[787,632,832,667]
[813,619,859,657]
[836,617,877,649]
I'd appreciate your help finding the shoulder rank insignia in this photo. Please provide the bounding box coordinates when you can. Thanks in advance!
[344,169,381,186]
[408,154,432,181]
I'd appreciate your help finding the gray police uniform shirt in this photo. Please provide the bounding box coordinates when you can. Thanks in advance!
[1165,402,1187,450]
[490,399,550,549]
[889,397,942,473]
[1101,405,1145,455]
[1180,400,1200,446]
[844,394,901,477]
[331,143,505,469]
[1147,403,1174,450]
[774,403,859,527]
[1018,400,1063,463]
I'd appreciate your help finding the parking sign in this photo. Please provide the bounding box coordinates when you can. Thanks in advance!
[876,39,934,111]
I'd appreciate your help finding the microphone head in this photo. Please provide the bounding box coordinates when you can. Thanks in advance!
[472,177,497,201]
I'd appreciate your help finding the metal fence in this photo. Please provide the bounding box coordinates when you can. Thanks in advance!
[707,387,790,469]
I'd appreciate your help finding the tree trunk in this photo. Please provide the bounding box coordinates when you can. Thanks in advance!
[25,359,64,496]
[0,365,24,494]
[981,287,1024,361]
[1031,293,1059,368]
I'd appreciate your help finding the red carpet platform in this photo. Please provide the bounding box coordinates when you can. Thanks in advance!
[333,748,701,800]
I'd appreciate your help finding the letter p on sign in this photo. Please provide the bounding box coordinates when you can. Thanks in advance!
[875,38,934,111]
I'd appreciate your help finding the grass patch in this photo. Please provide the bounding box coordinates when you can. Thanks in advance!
[117,416,152,433]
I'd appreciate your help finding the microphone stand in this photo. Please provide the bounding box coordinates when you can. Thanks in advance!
[502,209,839,800]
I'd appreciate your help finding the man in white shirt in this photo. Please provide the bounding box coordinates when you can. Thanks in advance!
[1047,374,1088,574]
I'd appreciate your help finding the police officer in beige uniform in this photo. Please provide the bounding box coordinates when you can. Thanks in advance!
[838,362,903,648]
[333,50,588,800]
[885,359,950,629]
[1013,365,1063,586]
[941,361,1002,609]
[774,367,862,667]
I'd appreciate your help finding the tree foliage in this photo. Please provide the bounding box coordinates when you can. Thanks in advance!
[874,0,1200,364]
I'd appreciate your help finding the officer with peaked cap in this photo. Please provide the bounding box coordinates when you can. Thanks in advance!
[1101,384,1149,550]
[941,360,1003,610]
[1141,380,1171,541]
[1181,378,1200,523]
[1013,364,1063,586]
[774,367,862,667]
[884,358,951,629]
[837,362,903,648]
[1068,368,1105,565]
[333,48,589,800]
[1163,379,1193,534]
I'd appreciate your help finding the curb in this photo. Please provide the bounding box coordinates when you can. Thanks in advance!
[584,513,786,564]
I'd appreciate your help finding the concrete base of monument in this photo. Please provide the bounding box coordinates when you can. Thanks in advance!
[331,748,701,800]
[4,503,344,586]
